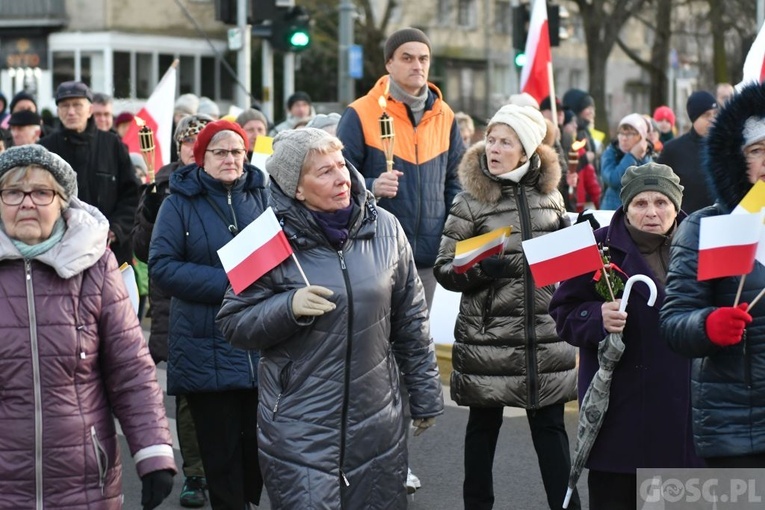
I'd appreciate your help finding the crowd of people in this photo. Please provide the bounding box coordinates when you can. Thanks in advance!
[1,22,765,510]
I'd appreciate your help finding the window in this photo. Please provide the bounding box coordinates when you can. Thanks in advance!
[437,0,451,25]
[136,53,153,98]
[457,0,476,28]
[179,55,196,95]
[494,1,511,34]
[52,51,74,86]
[114,51,131,98]
[201,56,216,99]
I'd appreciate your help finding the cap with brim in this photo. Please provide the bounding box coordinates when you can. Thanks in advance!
[55,81,93,104]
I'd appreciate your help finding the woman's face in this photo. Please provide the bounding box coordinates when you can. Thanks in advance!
[203,131,246,185]
[744,141,765,184]
[242,119,267,151]
[617,125,641,153]
[178,135,198,166]
[296,150,351,212]
[485,124,525,175]
[625,191,677,234]
[0,168,62,245]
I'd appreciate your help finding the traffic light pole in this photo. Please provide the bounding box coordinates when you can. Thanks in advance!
[338,0,354,107]
[236,0,251,109]
[262,40,274,121]
[284,52,295,109]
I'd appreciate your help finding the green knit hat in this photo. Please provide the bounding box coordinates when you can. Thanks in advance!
[620,162,684,211]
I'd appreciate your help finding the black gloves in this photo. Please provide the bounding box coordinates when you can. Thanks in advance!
[141,469,174,510]
[139,185,165,223]
[479,256,513,278]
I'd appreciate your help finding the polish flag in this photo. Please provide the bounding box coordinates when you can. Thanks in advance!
[218,207,294,294]
[522,221,602,288]
[742,21,765,86]
[453,226,512,274]
[697,212,763,281]
[122,60,178,171]
[732,180,765,264]
[520,0,552,104]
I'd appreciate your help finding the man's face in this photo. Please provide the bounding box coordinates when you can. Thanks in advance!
[692,109,717,137]
[92,102,113,131]
[57,98,92,133]
[385,42,430,96]
[10,124,40,146]
[289,101,311,120]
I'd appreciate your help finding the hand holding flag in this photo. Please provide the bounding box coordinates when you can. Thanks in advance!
[453,226,512,274]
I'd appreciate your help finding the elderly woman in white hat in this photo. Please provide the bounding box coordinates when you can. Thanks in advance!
[434,104,580,510]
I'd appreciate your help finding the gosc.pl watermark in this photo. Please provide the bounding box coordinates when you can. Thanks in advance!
[637,469,765,509]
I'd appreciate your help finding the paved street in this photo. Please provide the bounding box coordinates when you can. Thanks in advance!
[120,327,589,509]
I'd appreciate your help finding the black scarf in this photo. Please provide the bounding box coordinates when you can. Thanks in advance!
[309,203,354,249]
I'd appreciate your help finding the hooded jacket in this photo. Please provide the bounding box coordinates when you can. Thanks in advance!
[149,164,269,395]
[337,76,464,267]
[0,198,175,509]
[216,169,444,509]
[660,83,765,458]
[433,141,577,409]
[600,139,653,210]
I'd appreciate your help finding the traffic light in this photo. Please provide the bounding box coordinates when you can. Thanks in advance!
[514,50,527,69]
[512,3,561,51]
[270,6,312,52]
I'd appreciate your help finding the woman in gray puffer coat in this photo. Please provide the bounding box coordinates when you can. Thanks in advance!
[0,145,176,509]
[217,128,444,509]
[434,105,578,510]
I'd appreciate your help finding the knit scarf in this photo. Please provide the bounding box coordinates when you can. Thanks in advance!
[12,216,66,259]
[388,77,428,125]
[625,218,676,286]
[309,203,354,249]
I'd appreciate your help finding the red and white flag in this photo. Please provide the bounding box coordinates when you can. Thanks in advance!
[522,221,602,288]
[697,212,763,281]
[520,0,552,104]
[742,21,765,86]
[453,226,512,274]
[218,207,294,294]
[122,61,177,170]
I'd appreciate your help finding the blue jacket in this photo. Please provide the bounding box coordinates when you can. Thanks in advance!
[336,76,464,267]
[660,82,765,458]
[600,140,652,210]
[149,164,269,395]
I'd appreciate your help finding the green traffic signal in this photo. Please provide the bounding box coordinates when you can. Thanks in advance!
[289,30,310,48]
[514,52,527,68]
[270,6,311,53]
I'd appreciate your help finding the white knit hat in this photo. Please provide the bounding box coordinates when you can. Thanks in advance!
[487,104,547,157]
[618,113,649,140]
[742,117,765,148]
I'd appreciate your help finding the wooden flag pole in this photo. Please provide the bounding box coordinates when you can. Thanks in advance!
[747,287,765,311]
[734,274,747,307]
[291,253,310,286]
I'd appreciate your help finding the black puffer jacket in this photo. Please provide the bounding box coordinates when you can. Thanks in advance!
[216,169,444,509]
[433,141,577,409]
[660,82,765,458]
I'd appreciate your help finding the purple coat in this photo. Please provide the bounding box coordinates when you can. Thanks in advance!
[549,208,698,473]
[0,199,176,509]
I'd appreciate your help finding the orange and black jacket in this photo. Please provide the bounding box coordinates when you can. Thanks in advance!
[337,76,464,267]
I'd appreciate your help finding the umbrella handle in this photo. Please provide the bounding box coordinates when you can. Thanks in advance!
[618,274,657,313]
[563,487,574,508]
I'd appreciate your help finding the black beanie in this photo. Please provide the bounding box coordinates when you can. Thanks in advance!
[287,91,312,110]
[384,27,431,62]
[562,88,594,115]
[686,91,718,123]
[10,91,37,113]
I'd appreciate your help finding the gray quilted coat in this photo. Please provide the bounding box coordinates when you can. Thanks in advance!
[0,198,175,509]
[434,142,577,409]
[216,169,444,509]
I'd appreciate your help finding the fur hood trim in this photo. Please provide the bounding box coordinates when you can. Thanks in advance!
[457,141,561,204]
[705,82,765,212]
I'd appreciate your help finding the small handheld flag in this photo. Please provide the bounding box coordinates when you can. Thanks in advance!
[453,226,512,274]
[522,221,602,287]
[697,212,763,281]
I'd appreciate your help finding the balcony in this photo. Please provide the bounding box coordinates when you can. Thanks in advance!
[0,0,67,28]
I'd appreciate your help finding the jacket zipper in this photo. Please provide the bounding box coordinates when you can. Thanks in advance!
[227,189,239,235]
[25,260,44,510]
[90,426,107,494]
[413,125,421,258]
[515,186,539,409]
[336,250,353,501]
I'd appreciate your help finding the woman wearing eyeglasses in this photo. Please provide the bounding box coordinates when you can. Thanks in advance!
[149,120,269,509]
[0,145,176,508]
[600,113,654,210]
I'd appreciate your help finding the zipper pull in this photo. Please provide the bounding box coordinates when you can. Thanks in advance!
[340,470,350,487]
[272,393,282,417]
[337,251,346,270]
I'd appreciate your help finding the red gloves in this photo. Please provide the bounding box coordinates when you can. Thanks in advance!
[705,303,753,346]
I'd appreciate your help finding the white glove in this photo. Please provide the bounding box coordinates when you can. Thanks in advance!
[412,417,436,437]
[291,285,335,317]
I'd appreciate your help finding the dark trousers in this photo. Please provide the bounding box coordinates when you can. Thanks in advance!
[588,470,635,510]
[463,404,580,510]
[186,389,263,510]
[705,454,765,468]
[176,395,204,478]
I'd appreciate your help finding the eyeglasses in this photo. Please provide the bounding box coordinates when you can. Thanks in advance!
[206,148,246,159]
[617,131,638,138]
[745,146,765,162]
[58,102,88,112]
[0,189,58,206]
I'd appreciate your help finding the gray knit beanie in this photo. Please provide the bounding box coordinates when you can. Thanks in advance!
[266,128,336,198]
[384,28,431,62]
[0,145,78,200]
[620,162,684,212]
